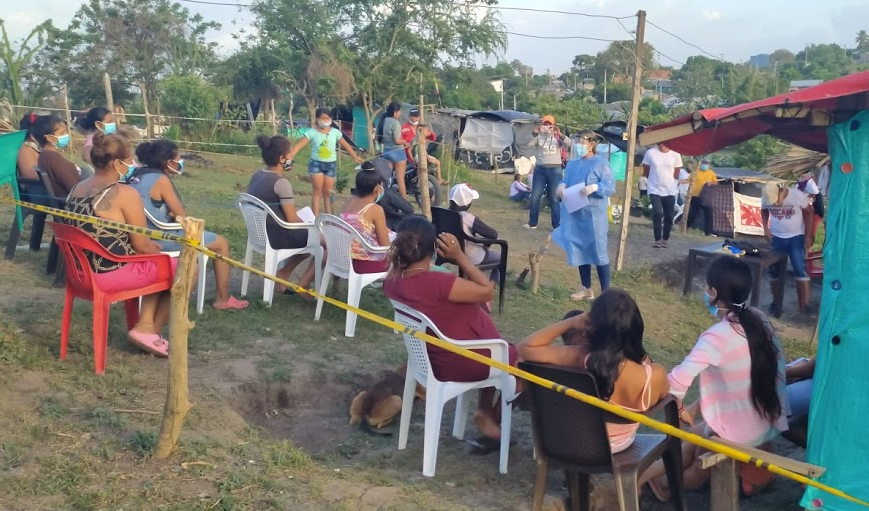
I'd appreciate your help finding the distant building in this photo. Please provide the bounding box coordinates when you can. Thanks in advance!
[854,51,869,64]
[647,69,673,81]
[789,79,823,92]
[750,54,771,69]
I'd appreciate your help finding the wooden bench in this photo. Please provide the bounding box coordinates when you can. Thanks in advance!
[699,437,825,511]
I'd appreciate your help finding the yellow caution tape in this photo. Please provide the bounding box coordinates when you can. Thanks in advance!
[1,192,865,508]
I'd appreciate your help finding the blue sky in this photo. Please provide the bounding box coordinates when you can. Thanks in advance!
[5,0,868,74]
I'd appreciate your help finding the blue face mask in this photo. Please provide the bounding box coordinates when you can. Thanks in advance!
[170,159,185,175]
[376,185,385,203]
[704,291,719,317]
[574,143,588,159]
[54,134,71,149]
[700,164,710,170]
[102,122,117,134]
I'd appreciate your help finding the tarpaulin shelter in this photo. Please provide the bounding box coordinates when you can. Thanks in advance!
[440,109,539,172]
[641,70,869,511]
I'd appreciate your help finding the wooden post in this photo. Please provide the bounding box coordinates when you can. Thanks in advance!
[270,98,278,136]
[61,84,73,156]
[700,453,739,511]
[154,216,203,460]
[417,92,432,219]
[614,10,646,271]
[681,161,699,233]
[138,82,154,139]
[103,73,114,112]
[516,235,552,291]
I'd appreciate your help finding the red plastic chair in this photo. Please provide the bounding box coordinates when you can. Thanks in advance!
[806,250,824,279]
[50,222,174,375]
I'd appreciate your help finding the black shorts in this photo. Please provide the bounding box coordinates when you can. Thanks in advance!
[266,224,309,250]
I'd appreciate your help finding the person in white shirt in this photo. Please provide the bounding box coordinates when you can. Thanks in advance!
[449,183,501,281]
[761,183,816,314]
[642,143,683,248]
[509,173,531,203]
[638,175,648,198]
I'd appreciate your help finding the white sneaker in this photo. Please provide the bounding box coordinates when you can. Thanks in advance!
[523,224,538,230]
[570,287,595,301]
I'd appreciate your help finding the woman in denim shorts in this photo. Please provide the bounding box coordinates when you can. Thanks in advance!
[375,102,410,198]
[288,108,363,216]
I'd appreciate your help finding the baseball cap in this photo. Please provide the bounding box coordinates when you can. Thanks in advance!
[409,108,420,116]
[541,114,556,125]
[449,183,480,207]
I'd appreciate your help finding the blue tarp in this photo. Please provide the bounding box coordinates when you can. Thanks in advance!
[801,110,869,510]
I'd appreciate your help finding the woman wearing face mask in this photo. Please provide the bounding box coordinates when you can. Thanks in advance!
[128,140,248,310]
[639,256,788,501]
[32,115,83,198]
[552,130,616,301]
[65,132,177,357]
[78,107,116,166]
[249,135,323,295]
[287,108,363,216]
[340,166,392,274]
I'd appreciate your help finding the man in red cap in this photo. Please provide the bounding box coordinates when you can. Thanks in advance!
[401,108,447,185]
[525,114,567,229]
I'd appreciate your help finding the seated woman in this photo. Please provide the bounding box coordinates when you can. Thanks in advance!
[517,290,669,453]
[128,140,248,310]
[65,133,176,357]
[340,166,391,274]
[639,256,788,500]
[248,135,321,295]
[32,115,82,199]
[383,216,519,440]
[448,183,500,281]
[16,112,42,187]
[78,106,115,167]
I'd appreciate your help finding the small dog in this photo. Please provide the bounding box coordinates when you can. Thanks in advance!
[349,365,425,435]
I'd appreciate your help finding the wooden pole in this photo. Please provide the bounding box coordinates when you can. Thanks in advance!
[287,96,295,138]
[138,82,154,139]
[270,98,278,136]
[154,216,203,460]
[417,91,432,218]
[681,161,699,233]
[103,73,114,112]
[61,84,73,156]
[614,10,646,272]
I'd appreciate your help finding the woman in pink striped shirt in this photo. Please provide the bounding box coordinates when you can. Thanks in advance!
[640,257,788,500]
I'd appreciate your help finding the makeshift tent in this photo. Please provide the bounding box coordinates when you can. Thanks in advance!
[690,167,778,237]
[442,109,539,172]
[641,70,869,511]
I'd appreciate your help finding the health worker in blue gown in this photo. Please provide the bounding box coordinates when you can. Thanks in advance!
[552,130,616,301]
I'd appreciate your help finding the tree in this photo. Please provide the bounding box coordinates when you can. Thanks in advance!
[730,135,785,170]
[43,0,219,108]
[857,30,869,51]
[592,40,657,85]
[770,48,795,64]
[636,97,669,126]
[159,74,222,120]
[0,19,52,107]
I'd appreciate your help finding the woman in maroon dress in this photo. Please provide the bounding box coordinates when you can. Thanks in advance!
[383,216,519,440]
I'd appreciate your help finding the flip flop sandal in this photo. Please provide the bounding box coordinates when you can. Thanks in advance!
[466,436,518,455]
[212,295,250,310]
[127,330,169,358]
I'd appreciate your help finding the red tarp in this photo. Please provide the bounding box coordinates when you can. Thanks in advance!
[640,70,869,155]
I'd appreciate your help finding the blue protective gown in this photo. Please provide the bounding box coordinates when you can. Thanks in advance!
[552,155,616,267]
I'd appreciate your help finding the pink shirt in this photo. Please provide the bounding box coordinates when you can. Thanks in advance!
[668,314,788,446]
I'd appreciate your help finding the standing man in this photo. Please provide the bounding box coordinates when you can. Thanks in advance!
[525,114,568,230]
[401,108,448,185]
[642,143,683,248]
[762,182,816,314]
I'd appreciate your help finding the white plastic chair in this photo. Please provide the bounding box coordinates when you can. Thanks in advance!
[314,214,389,337]
[144,209,209,314]
[235,193,323,306]
[389,299,517,477]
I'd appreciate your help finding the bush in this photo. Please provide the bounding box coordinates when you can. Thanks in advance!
[159,75,223,121]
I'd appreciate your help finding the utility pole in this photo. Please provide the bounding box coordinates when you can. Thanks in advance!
[614,9,646,272]
[417,85,432,219]
[604,69,608,104]
[805,44,809,65]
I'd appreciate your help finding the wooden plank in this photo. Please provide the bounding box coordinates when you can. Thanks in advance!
[700,451,729,470]
[712,437,826,478]
[710,456,739,511]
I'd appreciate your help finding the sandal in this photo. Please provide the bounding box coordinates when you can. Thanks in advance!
[212,295,249,310]
[646,477,670,502]
[127,330,169,358]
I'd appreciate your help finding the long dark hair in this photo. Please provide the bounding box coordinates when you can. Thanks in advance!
[77,106,111,131]
[584,289,646,400]
[376,101,402,145]
[706,257,782,422]
[388,215,436,271]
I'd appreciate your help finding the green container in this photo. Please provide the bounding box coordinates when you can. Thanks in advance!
[610,151,627,182]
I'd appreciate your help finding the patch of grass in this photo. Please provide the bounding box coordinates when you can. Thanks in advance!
[0,442,25,471]
[90,407,127,429]
[130,430,158,459]
[263,440,312,470]
[39,397,67,420]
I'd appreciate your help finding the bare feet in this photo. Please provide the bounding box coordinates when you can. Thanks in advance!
[474,410,501,440]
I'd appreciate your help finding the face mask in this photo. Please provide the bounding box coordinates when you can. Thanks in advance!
[541,125,553,134]
[411,120,419,126]
[700,164,710,171]
[704,291,719,317]
[318,121,331,129]
[102,122,117,135]
[376,187,385,203]
[281,158,294,172]
[55,134,71,149]
[169,159,185,175]
[574,143,588,159]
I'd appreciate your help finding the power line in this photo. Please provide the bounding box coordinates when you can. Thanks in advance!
[502,31,619,42]
[654,50,686,68]
[177,0,250,6]
[466,3,636,19]
[646,19,723,61]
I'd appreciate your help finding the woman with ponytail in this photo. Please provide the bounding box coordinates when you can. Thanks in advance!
[518,290,669,453]
[640,256,788,500]
[383,216,519,440]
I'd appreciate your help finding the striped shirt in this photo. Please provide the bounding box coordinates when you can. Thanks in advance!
[668,312,789,446]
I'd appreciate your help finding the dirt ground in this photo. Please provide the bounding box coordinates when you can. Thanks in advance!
[0,159,820,511]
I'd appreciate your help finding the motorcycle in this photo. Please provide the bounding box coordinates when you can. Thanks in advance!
[388,164,442,208]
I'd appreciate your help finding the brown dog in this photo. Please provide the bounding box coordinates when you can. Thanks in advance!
[349,365,425,435]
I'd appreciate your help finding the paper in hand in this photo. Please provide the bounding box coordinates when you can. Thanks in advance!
[562,183,590,213]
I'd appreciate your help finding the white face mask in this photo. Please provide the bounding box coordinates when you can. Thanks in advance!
[318,120,332,129]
